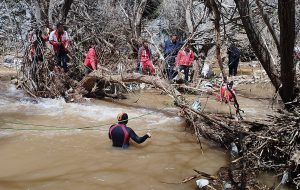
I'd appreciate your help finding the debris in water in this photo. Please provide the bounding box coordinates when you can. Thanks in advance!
[230,142,239,157]
[196,179,209,188]
[280,171,289,184]
[192,100,202,111]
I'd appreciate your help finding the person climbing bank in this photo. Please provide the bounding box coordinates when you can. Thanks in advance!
[109,113,151,148]
[84,43,98,75]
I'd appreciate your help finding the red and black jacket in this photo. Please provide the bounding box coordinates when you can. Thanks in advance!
[109,123,149,148]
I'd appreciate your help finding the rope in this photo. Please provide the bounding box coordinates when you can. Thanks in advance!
[0,106,168,132]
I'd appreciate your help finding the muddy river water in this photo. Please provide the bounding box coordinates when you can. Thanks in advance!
[0,81,228,190]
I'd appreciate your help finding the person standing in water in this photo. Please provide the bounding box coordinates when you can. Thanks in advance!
[109,113,151,148]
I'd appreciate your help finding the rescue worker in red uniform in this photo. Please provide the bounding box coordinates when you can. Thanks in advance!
[84,44,98,75]
[138,40,156,75]
[176,44,195,84]
[219,81,235,103]
[109,113,151,148]
[49,22,70,73]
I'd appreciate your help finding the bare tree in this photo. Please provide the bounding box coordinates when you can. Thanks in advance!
[233,0,297,104]
[278,0,296,103]
[233,0,281,89]
[205,0,226,80]
[25,0,74,28]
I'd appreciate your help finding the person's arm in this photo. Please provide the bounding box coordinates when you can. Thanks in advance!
[127,127,150,144]
[63,31,70,49]
[108,126,112,139]
[164,41,168,54]
[227,47,231,55]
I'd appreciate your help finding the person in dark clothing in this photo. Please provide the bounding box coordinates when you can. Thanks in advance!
[227,43,240,76]
[109,113,151,148]
[164,34,182,80]
[30,29,48,64]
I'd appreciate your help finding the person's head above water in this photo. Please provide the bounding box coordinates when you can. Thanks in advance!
[117,112,128,124]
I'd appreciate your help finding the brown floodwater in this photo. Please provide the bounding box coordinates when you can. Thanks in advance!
[0,81,228,190]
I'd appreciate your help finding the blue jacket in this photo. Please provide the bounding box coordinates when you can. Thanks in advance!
[164,40,182,56]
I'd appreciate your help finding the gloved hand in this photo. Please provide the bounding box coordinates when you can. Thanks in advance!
[146,132,151,138]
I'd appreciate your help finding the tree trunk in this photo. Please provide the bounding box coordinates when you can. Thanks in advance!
[255,0,280,54]
[133,0,147,39]
[28,0,74,28]
[278,0,296,103]
[210,0,226,80]
[234,0,281,91]
[185,0,194,33]
[59,0,74,23]
[30,0,44,27]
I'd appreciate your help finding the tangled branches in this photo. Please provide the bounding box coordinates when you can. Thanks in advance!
[181,105,300,189]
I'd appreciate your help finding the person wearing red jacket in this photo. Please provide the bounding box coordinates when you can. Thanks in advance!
[138,40,156,75]
[218,81,235,103]
[84,45,98,75]
[49,22,70,73]
[176,44,195,84]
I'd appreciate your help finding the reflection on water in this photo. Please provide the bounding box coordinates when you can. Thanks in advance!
[0,83,228,190]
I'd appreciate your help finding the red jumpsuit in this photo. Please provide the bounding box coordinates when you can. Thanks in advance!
[139,47,156,75]
[84,48,97,70]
